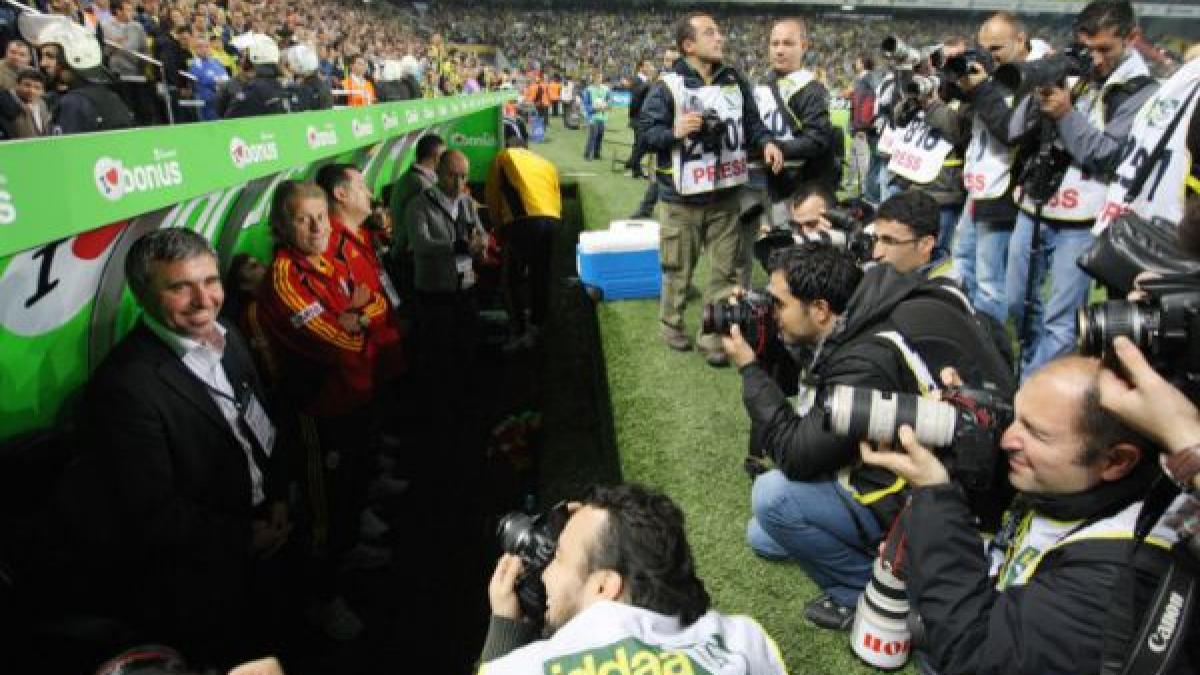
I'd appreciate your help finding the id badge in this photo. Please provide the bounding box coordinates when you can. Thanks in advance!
[456,255,476,290]
[240,391,276,456]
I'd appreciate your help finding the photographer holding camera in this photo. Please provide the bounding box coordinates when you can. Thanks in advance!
[1005,0,1159,378]
[479,483,787,674]
[884,46,971,260]
[860,355,1182,675]
[721,242,1011,630]
[951,12,1050,326]
[640,12,784,367]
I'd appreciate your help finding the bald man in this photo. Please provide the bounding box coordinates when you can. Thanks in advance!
[861,355,1183,674]
[951,11,1042,327]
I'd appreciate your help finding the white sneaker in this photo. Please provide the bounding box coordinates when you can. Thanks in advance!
[340,542,392,572]
[359,507,390,541]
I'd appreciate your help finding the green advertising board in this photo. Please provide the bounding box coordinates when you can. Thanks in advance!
[0,92,512,443]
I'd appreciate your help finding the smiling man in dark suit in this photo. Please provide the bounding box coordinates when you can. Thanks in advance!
[78,228,290,669]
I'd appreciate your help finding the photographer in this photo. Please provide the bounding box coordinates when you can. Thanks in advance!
[640,12,783,366]
[723,243,1011,630]
[885,47,971,259]
[1097,52,1200,232]
[480,484,787,674]
[1005,0,1159,377]
[860,356,1180,675]
[753,18,839,205]
[952,12,1049,325]
[872,189,954,279]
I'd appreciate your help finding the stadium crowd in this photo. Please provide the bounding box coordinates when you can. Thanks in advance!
[3,1,1200,675]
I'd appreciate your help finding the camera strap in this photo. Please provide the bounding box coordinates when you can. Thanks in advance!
[1115,544,1198,675]
[1123,82,1200,205]
[768,79,802,137]
[1103,478,1194,675]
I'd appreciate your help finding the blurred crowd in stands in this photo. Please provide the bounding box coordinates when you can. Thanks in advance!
[0,0,1190,139]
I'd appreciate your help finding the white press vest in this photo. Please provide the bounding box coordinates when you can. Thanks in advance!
[1016,51,1151,222]
[661,72,750,196]
[887,106,959,185]
[1097,57,1200,232]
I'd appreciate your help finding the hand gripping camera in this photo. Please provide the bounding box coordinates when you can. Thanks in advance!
[495,501,570,623]
[824,384,1013,492]
[1078,274,1200,398]
[702,290,778,356]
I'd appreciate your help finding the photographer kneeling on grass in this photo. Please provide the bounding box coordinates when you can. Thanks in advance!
[722,243,1012,630]
[860,356,1183,675]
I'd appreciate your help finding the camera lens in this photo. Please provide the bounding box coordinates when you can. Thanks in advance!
[825,385,958,448]
[1077,301,1155,357]
[497,512,536,556]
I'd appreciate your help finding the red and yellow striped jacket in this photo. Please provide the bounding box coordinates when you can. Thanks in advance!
[257,247,376,416]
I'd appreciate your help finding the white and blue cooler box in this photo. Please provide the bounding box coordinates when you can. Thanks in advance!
[576,220,662,301]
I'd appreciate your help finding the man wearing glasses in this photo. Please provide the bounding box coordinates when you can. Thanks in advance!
[870,188,955,278]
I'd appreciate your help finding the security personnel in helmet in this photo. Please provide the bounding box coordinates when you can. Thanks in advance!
[20,15,134,134]
[224,33,298,118]
[284,44,333,112]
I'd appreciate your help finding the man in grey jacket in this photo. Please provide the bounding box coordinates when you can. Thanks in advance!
[404,148,485,409]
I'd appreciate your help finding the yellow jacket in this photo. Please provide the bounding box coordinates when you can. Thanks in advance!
[485,148,562,226]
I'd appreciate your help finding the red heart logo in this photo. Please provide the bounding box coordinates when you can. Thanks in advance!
[105,167,119,185]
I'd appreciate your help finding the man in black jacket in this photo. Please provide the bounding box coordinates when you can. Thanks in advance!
[756,18,838,205]
[624,58,655,178]
[641,12,783,366]
[861,355,1180,675]
[76,229,290,669]
[722,243,1011,630]
[951,12,1043,326]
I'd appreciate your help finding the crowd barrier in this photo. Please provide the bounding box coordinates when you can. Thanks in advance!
[0,91,513,442]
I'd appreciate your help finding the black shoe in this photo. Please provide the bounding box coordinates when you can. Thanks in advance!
[804,593,856,630]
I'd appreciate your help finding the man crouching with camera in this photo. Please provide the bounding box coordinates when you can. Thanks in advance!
[860,356,1181,674]
[720,242,1011,630]
[479,483,787,674]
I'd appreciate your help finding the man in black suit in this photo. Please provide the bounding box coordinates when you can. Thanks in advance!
[78,229,290,669]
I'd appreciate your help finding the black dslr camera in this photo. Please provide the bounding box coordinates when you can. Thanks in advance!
[751,200,875,271]
[696,108,728,152]
[994,43,1093,91]
[702,290,777,356]
[1078,274,1200,398]
[495,501,570,623]
[942,47,995,79]
[824,384,1013,493]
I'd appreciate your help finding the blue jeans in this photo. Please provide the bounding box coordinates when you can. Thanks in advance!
[878,163,900,202]
[952,201,1014,325]
[936,205,962,262]
[1005,211,1094,378]
[747,470,882,607]
[584,120,605,159]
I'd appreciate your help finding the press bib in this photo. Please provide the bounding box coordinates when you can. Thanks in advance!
[662,73,750,195]
[964,99,1017,199]
[753,69,814,142]
[887,111,955,184]
[1097,58,1200,232]
[1018,53,1150,222]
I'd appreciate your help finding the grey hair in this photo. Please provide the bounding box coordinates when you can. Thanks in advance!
[124,229,217,301]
